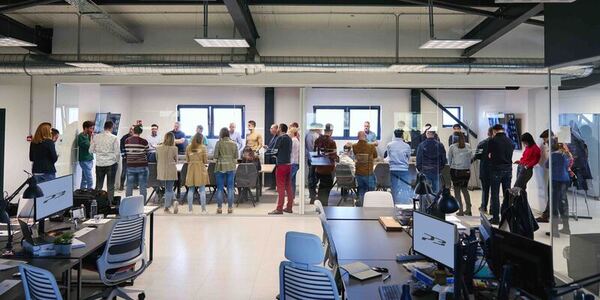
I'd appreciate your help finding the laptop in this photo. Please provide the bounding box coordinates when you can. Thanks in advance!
[18,220,51,246]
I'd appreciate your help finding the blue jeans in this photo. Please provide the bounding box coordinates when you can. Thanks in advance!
[391,170,413,204]
[423,172,440,194]
[490,169,512,220]
[291,163,299,196]
[356,174,376,205]
[163,180,175,208]
[216,171,235,208]
[188,186,207,211]
[126,167,149,201]
[79,160,94,189]
[33,172,55,183]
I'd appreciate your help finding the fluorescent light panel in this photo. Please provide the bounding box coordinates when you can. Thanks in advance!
[66,62,113,68]
[0,37,36,47]
[228,63,265,69]
[420,39,481,49]
[195,38,249,48]
[496,0,574,3]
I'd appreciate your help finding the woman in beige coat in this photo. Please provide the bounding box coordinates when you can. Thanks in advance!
[186,133,209,213]
[156,132,179,213]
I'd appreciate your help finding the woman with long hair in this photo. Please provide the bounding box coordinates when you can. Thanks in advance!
[156,132,179,213]
[447,133,473,216]
[288,126,301,196]
[29,122,58,183]
[514,132,541,190]
[185,133,209,214]
[213,127,238,214]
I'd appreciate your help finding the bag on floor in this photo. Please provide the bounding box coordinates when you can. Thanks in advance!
[73,189,112,217]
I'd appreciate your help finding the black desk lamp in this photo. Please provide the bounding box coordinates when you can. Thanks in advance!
[435,188,460,217]
[0,174,43,254]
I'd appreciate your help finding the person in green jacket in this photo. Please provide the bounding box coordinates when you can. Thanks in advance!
[78,121,95,189]
[213,127,238,214]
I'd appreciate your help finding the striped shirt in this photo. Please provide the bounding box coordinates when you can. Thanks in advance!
[125,136,149,167]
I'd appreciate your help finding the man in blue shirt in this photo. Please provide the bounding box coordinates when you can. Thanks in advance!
[364,121,378,146]
[386,129,413,204]
[171,122,187,154]
[229,122,243,151]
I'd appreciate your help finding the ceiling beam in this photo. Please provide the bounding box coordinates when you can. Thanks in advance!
[222,0,259,49]
[0,14,52,53]
[461,4,543,57]
[0,0,60,13]
[11,0,501,6]
[396,0,543,27]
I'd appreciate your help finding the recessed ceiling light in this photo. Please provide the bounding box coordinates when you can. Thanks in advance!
[388,64,428,72]
[420,39,482,49]
[194,38,249,48]
[65,62,113,68]
[0,37,36,47]
[228,63,265,69]
[495,0,574,3]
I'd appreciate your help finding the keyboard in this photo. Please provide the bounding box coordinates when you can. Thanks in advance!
[74,227,95,238]
[379,284,403,300]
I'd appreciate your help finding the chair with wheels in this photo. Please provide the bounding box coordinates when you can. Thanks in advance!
[374,163,391,191]
[19,264,63,300]
[334,164,357,206]
[146,163,162,205]
[235,163,259,207]
[363,191,394,207]
[179,162,191,206]
[279,231,340,300]
[207,162,218,203]
[86,195,147,300]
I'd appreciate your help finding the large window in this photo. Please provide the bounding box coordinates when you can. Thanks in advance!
[442,106,462,128]
[177,105,245,138]
[313,106,381,139]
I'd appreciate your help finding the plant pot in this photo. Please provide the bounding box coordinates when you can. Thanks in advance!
[54,244,72,256]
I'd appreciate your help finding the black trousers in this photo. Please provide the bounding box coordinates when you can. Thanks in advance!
[316,173,334,206]
[308,161,318,202]
[119,157,127,189]
[514,166,533,191]
[96,163,118,203]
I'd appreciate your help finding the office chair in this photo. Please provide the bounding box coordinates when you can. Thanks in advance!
[279,231,340,300]
[86,195,147,300]
[146,163,162,205]
[374,163,391,191]
[19,264,63,300]
[207,162,217,203]
[235,163,259,207]
[363,191,394,208]
[179,162,192,205]
[333,164,357,206]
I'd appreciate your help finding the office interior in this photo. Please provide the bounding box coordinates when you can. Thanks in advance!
[1,1,600,299]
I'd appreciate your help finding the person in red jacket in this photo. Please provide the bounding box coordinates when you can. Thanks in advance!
[514,132,541,190]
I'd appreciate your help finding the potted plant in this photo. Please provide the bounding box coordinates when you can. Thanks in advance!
[53,232,75,256]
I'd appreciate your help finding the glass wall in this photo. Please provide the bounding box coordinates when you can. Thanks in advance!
[551,65,600,295]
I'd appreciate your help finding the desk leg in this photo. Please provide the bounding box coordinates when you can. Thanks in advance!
[66,268,72,300]
[149,211,154,264]
[77,260,82,300]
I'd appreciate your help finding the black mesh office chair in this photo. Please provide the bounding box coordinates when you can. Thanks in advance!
[334,164,357,206]
[235,163,259,207]
[374,163,391,191]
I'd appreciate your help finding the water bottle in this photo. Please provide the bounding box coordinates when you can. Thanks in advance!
[90,199,97,220]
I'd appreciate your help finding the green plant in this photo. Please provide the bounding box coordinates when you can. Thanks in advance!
[53,232,75,245]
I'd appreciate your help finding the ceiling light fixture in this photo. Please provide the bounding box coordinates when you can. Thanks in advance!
[419,0,481,50]
[65,62,113,68]
[228,63,265,69]
[194,0,249,48]
[0,37,36,47]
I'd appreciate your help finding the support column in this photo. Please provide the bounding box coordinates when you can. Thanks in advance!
[410,89,421,129]
[264,87,275,141]
[299,88,306,215]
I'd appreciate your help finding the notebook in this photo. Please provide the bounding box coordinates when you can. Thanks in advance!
[341,262,382,281]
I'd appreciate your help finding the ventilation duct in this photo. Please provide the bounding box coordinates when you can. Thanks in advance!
[0,54,591,77]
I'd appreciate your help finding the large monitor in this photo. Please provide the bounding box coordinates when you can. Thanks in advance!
[35,175,74,222]
[489,227,554,299]
[413,211,457,269]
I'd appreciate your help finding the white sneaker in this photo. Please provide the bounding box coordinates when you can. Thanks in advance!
[173,201,179,214]
[189,207,193,213]
[201,209,208,215]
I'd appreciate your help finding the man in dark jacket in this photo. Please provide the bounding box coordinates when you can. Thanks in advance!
[474,127,493,213]
[264,124,280,190]
[416,128,447,193]
[448,123,469,146]
[488,124,515,224]
[269,123,294,214]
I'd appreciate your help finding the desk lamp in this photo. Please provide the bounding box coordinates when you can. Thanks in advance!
[0,175,43,254]
[431,188,460,219]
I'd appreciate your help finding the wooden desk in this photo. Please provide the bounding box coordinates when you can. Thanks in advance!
[328,220,410,261]
[324,207,397,221]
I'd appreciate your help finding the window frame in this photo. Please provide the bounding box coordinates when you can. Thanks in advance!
[442,106,463,128]
[313,105,381,140]
[177,104,246,139]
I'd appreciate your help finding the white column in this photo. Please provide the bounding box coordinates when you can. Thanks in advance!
[299,87,307,215]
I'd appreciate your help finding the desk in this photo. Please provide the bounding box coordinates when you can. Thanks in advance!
[324,207,397,221]
[328,220,409,261]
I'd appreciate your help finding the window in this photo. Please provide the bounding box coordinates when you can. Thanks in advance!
[442,106,462,128]
[177,105,245,138]
[313,106,381,139]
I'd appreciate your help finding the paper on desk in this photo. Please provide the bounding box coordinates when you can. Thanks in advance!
[71,238,86,249]
[0,279,20,296]
[83,219,112,225]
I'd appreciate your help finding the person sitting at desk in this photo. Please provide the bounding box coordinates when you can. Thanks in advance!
[186,133,209,214]
[156,132,179,214]
[338,143,355,175]
[241,146,261,171]
[171,121,187,154]
[313,123,338,206]
[353,131,378,206]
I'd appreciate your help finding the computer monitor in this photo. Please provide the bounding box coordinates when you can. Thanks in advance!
[489,227,554,299]
[413,211,457,269]
[35,175,74,222]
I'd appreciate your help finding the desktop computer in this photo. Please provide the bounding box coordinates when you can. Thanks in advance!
[412,211,458,270]
[33,175,74,234]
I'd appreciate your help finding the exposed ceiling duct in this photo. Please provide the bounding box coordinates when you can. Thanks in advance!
[64,0,143,43]
[0,54,590,77]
